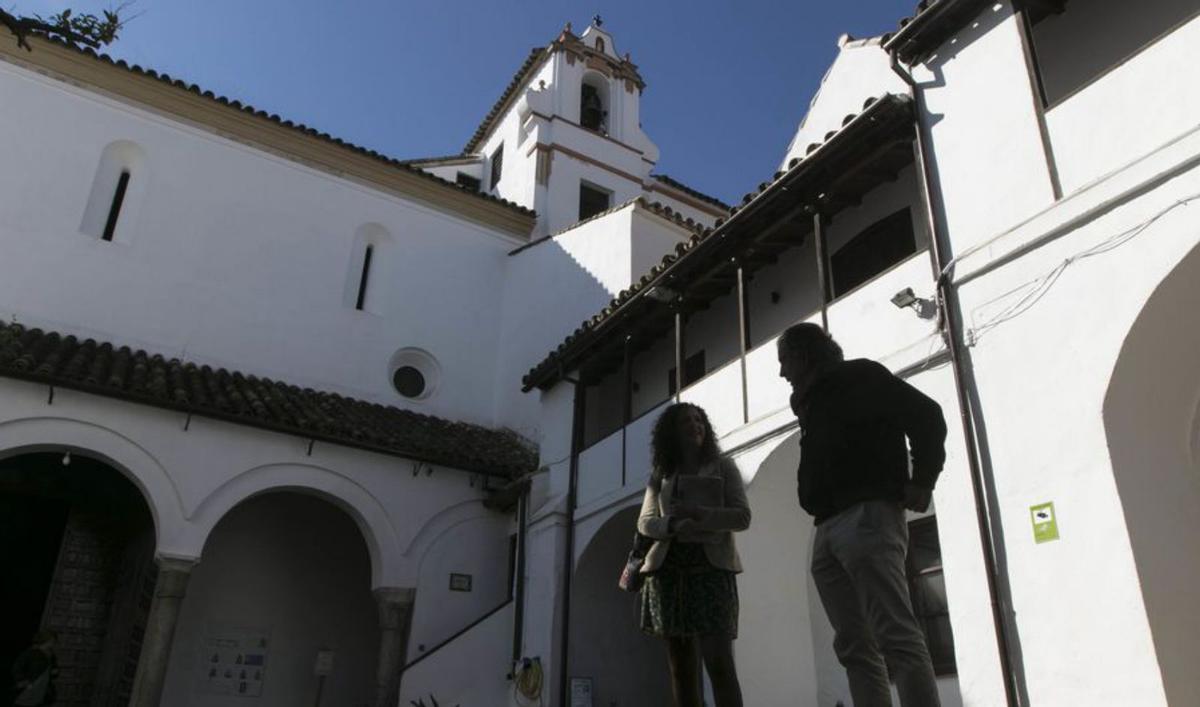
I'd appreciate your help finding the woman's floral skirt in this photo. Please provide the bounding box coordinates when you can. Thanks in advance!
[639,542,738,639]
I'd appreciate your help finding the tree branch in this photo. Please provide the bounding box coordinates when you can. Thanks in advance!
[1,6,127,51]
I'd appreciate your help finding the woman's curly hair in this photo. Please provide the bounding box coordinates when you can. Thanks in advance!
[650,402,721,486]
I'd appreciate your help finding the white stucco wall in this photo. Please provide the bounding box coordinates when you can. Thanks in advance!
[1040,6,1200,193]
[0,58,518,427]
[495,204,689,440]
[1103,238,1200,707]
[915,1,1058,253]
[407,508,514,661]
[944,137,1200,705]
[400,604,515,707]
[780,36,909,171]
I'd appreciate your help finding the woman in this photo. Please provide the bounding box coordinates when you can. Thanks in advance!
[637,403,750,707]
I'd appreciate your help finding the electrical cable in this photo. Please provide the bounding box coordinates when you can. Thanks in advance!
[967,193,1199,343]
[512,657,544,707]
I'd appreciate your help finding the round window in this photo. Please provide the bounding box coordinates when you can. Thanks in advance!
[392,366,426,398]
[387,348,440,401]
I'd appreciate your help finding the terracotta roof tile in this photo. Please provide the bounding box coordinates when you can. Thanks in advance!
[20,34,535,219]
[0,321,535,477]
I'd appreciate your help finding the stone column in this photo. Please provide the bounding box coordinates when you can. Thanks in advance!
[373,586,417,707]
[129,556,198,707]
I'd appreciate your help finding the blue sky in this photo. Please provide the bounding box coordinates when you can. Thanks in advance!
[13,0,917,203]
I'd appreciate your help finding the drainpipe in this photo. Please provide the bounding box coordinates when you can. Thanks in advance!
[809,206,831,332]
[557,376,586,707]
[511,481,528,665]
[890,52,1026,707]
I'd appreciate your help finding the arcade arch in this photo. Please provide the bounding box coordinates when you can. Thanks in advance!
[1103,239,1200,706]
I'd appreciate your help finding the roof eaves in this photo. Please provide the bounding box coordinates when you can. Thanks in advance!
[883,0,996,64]
[521,93,916,392]
[399,154,481,167]
[463,46,551,155]
[0,321,537,476]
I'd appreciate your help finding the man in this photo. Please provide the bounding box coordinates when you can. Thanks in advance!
[778,322,946,707]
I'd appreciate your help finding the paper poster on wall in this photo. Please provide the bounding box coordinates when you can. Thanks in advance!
[570,677,593,707]
[198,625,270,697]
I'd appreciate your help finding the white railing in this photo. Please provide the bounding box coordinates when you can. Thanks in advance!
[826,253,935,363]
[679,356,747,440]
[625,400,668,486]
[746,311,822,421]
[573,253,938,512]
[576,427,624,508]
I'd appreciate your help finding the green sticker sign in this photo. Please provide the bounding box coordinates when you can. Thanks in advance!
[1030,502,1059,543]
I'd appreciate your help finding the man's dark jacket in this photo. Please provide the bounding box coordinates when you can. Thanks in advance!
[793,359,947,524]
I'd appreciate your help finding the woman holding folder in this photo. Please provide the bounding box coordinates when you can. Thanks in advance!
[637,402,750,707]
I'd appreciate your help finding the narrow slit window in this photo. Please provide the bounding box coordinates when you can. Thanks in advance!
[355,245,374,311]
[101,170,131,242]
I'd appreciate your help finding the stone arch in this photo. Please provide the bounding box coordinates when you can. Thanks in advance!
[190,462,404,588]
[569,503,670,707]
[402,498,492,566]
[580,70,610,133]
[1103,239,1200,706]
[0,415,189,558]
[164,490,380,706]
[402,498,512,659]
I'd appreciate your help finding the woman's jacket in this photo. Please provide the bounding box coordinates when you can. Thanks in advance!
[637,456,750,574]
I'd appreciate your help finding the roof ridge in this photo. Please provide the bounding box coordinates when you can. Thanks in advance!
[651,173,732,210]
[11,33,535,220]
[463,46,550,155]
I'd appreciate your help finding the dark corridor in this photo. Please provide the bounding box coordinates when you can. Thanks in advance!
[0,453,156,706]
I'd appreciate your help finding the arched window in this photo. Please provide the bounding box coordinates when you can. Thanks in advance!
[355,244,374,311]
[80,140,146,242]
[595,37,605,52]
[345,224,390,313]
[580,74,608,134]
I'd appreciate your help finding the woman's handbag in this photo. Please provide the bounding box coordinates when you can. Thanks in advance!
[617,531,654,592]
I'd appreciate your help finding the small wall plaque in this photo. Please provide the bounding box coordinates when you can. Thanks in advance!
[1030,501,1060,544]
[449,573,473,592]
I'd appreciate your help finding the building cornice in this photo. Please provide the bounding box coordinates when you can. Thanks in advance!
[0,34,536,239]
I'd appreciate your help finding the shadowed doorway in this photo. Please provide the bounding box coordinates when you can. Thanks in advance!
[0,451,156,706]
